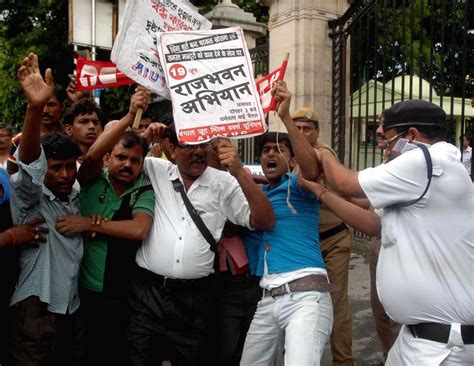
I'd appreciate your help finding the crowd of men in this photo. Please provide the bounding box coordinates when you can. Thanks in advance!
[0,52,472,366]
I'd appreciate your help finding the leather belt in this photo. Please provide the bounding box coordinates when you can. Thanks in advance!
[408,323,474,344]
[137,266,212,290]
[264,274,340,298]
[320,223,348,241]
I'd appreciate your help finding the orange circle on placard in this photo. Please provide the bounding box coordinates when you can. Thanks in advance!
[169,64,187,80]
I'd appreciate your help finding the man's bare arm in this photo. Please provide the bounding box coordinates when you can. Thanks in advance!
[298,175,380,236]
[272,80,320,181]
[319,149,365,198]
[78,88,150,186]
[217,140,275,230]
[17,53,55,164]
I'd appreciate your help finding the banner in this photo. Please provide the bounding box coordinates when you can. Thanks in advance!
[157,27,267,143]
[75,56,135,91]
[111,0,212,98]
[256,57,288,114]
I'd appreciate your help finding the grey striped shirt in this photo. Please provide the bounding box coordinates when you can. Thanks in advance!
[10,149,83,314]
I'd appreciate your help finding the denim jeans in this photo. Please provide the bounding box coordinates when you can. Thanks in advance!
[240,290,333,366]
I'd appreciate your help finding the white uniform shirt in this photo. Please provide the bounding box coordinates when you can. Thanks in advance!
[136,158,252,279]
[462,145,472,175]
[359,142,474,326]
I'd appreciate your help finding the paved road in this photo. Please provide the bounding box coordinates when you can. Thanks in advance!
[322,240,385,366]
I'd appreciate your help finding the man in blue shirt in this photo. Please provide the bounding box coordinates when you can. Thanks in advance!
[240,81,338,365]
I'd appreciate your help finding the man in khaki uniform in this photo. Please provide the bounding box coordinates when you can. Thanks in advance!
[292,107,353,365]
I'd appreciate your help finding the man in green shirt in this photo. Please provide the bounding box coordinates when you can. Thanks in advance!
[55,88,154,366]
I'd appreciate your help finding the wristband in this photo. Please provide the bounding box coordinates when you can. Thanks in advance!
[317,188,329,203]
[5,229,17,246]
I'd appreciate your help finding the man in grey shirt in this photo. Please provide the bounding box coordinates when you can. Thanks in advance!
[9,53,84,365]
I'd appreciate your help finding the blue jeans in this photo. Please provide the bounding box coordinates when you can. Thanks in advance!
[240,291,333,366]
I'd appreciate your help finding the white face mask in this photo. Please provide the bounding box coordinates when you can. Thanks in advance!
[392,138,431,154]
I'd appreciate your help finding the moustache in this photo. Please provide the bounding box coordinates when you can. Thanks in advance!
[118,168,134,175]
[190,158,206,164]
[41,113,52,118]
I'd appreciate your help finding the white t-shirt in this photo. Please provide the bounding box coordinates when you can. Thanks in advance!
[462,145,472,175]
[359,142,474,325]
[136,157,252,279]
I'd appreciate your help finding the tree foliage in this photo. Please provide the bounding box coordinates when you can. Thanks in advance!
[351,0,473,98]
[0,0,73,132]
[0,0,270,131]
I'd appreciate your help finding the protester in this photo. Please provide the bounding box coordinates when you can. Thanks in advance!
[312,99,474,365]
[240,81,338,365]
[204,146,262,366]
[0,123,13,168]
[63,98,105,163]
[0,168,49,365]
[7,80,67,175]
[52,88,152,365]
[125,120,275,365]
[9,53,85,365]
[291,105,353,365]
[461,134,472,179]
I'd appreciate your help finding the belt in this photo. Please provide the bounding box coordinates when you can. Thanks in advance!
[408,323,474,344]
[137,266,212,290]
[264,274,340,298]
[320,223,348,240]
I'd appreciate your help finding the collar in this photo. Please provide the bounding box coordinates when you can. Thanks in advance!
[263,173,291,192]
[41,184,79,202]
[167,163,212,188]
[102,170,145,198]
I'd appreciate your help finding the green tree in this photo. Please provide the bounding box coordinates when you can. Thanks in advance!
[0,0,73,132]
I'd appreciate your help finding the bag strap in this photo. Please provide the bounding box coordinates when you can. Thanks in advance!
[172,178,217,252]
[388,143,433,209]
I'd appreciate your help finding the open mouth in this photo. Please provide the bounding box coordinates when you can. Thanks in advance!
[266,160,278,172]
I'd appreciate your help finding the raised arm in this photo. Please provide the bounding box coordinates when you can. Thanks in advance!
[78,87,150,186]
[17,53,55,164]
[217,139,275,230]
[272,80,320,181]
[298,174,380,236]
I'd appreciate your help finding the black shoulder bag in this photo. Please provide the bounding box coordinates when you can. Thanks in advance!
[172,179,217,252]
[388,143,433,209]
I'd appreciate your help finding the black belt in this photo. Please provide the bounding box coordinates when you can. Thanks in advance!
[408,323,474,344]
[137,266,213,290]
[320,223,348,241]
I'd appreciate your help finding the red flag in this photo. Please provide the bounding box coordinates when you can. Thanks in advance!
[75,56,135,91]
[256,57,288,114]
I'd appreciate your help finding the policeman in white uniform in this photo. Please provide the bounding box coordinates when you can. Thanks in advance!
[315,100,474,365]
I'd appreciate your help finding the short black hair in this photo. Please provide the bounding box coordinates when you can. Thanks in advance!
[257,132,294,157]
[41,133,82,160]
[0,123,13,136]
[63,98,106,128]
[53,84,67,104]
[460,134,471,142]
[117,130,149,159]
[163,123,179,146]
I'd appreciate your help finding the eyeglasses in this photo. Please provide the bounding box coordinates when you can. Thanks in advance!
[383,131,407,147]
[176,142,213,152]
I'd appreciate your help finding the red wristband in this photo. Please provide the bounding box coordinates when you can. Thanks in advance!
[5,229,17,246]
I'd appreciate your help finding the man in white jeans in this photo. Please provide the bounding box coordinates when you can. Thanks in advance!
[240,81,338,365]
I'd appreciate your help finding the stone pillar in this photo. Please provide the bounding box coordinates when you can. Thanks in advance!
[262,0,350,144]
[205,0,267,50]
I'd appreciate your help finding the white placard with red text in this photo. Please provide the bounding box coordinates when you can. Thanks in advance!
[111,0,212,98]
[157,27,267,143]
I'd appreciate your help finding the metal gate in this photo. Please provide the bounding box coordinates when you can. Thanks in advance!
[329,0,473,171]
